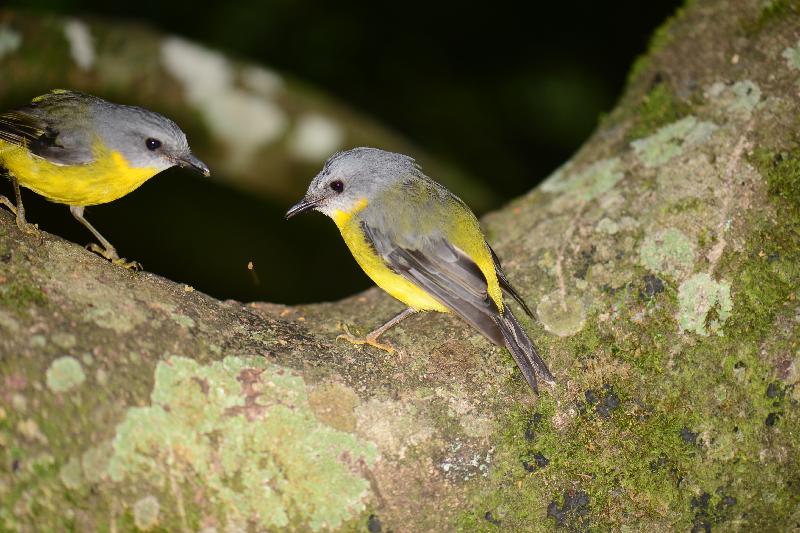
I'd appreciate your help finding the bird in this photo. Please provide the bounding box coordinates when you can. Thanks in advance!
[286,147,554,392]
[0,89,210,268]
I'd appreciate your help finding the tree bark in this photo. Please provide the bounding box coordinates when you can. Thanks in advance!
[1,1,799,531]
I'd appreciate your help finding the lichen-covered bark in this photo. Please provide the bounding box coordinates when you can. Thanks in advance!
[1,0,800,531]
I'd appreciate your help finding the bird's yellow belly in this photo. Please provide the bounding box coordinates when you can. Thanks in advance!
[0,140,158,206]
[334,206,449,313]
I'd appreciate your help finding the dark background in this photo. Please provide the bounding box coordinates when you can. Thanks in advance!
[3,1,680,303]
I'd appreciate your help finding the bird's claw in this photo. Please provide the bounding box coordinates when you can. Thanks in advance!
[86,243,142,270]
[113,258,143,271]
[336,324,396,353]
[0,197,38,237]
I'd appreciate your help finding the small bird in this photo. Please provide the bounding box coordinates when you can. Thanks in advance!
[0,89,210,268]
[286,147,554,392]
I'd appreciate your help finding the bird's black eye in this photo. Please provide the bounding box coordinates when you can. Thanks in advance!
[330,180,344,193]
[145,138,162,151]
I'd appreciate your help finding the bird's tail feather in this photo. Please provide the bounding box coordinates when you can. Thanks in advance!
[495,307,555,393]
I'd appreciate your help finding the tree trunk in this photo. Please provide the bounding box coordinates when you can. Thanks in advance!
[1,1,799,531]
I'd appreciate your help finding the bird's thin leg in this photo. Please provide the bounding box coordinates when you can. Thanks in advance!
[0,175,35,233]
[338,307,417,354]
[0,195,16,216]
[70,205,141,270]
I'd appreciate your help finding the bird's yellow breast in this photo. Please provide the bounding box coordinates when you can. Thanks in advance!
[0,138,159,206]
[333,199,450,312]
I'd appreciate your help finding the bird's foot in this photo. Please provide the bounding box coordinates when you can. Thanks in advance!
[337,324,396,353]
[86,243,142,270]
[0,199,42,241]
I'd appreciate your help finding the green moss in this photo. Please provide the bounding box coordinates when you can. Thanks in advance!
[0,281,47,311]
[459,387,695,531]
[750,148,800,213]
[742,0,800,35]
[628,83,691,140]
[625,1,695,88]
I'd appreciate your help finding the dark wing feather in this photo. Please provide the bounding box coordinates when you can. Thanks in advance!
[0,111,48,147]
[489,245,534,317]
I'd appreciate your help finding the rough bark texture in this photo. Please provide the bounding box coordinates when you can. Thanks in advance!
[1,1,800,531]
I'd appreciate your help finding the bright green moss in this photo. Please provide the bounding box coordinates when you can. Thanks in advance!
[750,148,800,213]
[628,83,691,140]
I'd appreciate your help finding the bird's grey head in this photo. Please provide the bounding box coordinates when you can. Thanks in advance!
[286,147,418,219]
[93,101,209,176]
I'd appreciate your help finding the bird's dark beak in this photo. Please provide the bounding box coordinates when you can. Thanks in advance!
[285,197,320,219]
[177,153,211,177]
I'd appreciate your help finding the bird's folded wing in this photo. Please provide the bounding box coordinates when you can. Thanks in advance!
[360,221,506,346]
[0,111,47,148]
[0,103,93,166]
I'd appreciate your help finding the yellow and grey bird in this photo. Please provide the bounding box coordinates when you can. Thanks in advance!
[286,147,554,392]
[0,89,209,267]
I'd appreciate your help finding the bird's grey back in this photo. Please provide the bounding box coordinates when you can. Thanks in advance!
[345,149,476,249]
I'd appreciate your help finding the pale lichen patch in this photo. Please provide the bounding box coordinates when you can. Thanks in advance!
[639,228,696,280]
[81,441,112,483]
[59,456,83,490]
[63,18,95,71]
[536,291,586,337]
[0,309,20,332]
[355,398,434,459]
[150,302,195,329]
[51,332,77,350]
[706,80,762,119]
[677,273,732,336]
[46,356,86,393]
[108,355,377,531]
[782,40,800,71]
[596,217,619,235]
[0,24,21,60]
[541,158,625,203]
[133,495,160,531]
[631,116,717,168]
[16,418,47,444]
